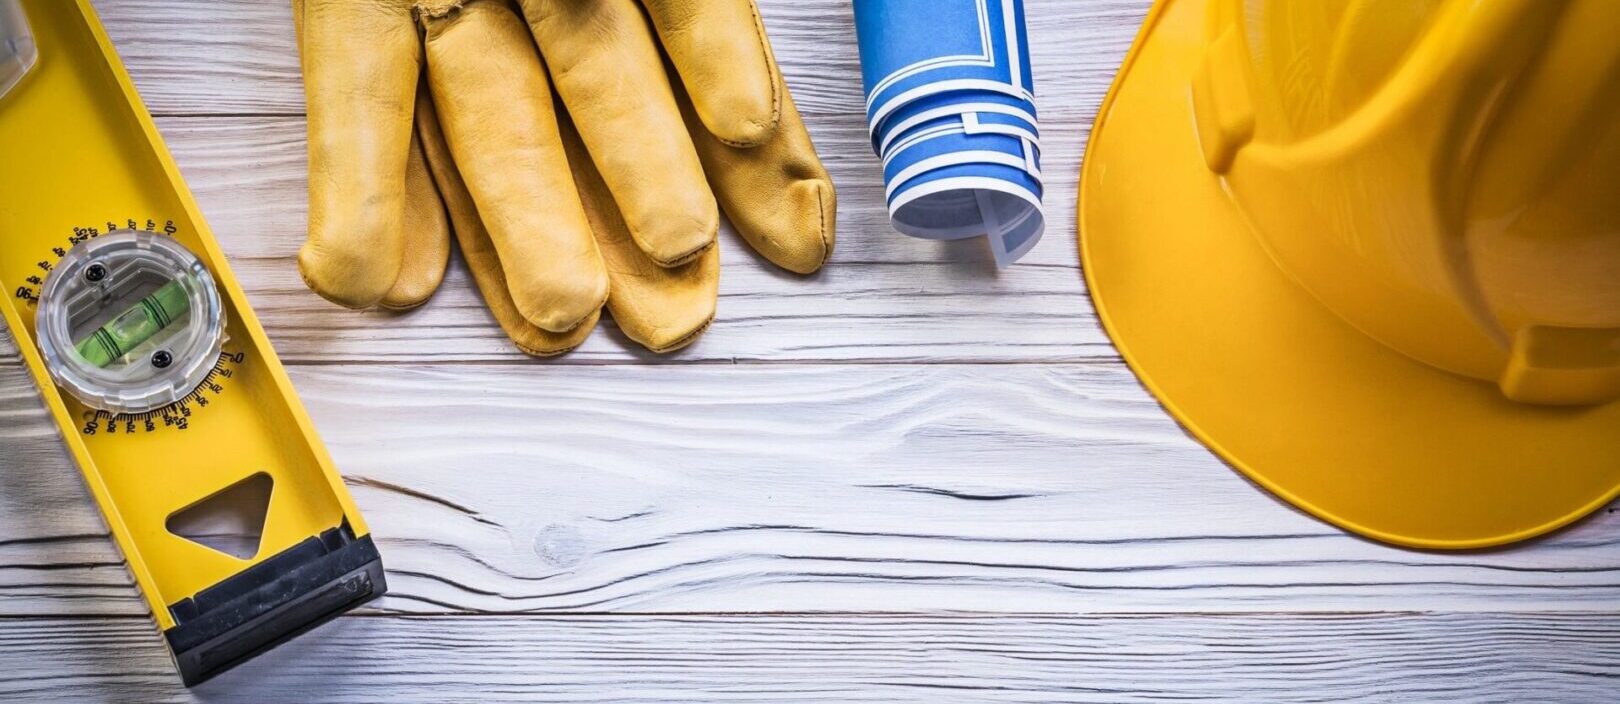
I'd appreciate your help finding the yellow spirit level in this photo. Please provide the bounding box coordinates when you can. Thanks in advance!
[0,0,383,686]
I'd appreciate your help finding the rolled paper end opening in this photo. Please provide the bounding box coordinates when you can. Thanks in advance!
[890,181,1045,268]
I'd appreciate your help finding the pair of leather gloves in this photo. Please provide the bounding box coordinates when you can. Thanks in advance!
[292,0,835,354]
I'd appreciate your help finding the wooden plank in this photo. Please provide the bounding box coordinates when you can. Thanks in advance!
[1,115,1105,363]
[3,363,1617,617]
[43,0,1147,364]
[2,613,1617,702]
[96,0,1148,118]
[151,116,1105,363]
[8,3,1606,701]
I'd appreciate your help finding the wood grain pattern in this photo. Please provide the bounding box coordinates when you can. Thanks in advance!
[96,0,1146,119]
[0,99,1107,365]
[1,1,1615,701]
[4,363,1617,617]
[75,0,1142,363]
[4,1,1140,365]
[3,613,1618,702]
[143,116,1105,363]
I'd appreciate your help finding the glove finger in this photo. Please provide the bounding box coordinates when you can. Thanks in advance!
[380,122,453,310]
[413,74,599,356]
[558,108,717,354]
[678,71,834,274]
[295,0,422,308]
[640,0,782,148]
[422,0,607,334]
[521,0,718,268]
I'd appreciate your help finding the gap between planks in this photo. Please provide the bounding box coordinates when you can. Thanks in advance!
[2,612,1617,703]
[2,363,1618,617]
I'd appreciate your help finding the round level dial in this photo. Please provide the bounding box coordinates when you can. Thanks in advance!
[34,232,226,415]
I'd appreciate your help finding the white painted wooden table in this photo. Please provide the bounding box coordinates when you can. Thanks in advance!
[2,1,1618,701]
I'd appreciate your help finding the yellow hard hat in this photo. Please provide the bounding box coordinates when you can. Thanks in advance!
[1080,0,1620,549]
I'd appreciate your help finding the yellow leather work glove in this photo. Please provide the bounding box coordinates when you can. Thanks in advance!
[292,0,835,354]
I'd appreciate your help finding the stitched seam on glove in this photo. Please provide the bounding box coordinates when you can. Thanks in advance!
[645,315,714,354]
[710,0,782,149]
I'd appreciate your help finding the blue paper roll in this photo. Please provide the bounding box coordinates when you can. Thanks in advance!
[854,0,1044,266]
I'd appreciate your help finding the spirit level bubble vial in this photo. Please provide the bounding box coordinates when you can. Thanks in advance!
[0,0,384,686]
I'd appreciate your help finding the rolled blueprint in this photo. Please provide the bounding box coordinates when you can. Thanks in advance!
[854,0,1044,267]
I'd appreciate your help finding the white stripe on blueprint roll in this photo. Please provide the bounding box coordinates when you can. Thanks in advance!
[854,0,1044,267]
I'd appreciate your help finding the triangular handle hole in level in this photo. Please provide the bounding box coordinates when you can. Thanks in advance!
[166,472,272,560]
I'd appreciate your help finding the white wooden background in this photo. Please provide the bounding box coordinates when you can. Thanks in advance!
[2,1,1618,701]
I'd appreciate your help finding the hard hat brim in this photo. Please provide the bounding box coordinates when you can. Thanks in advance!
[1080,0,1620,549]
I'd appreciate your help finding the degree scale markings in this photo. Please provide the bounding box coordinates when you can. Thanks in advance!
[10,217,242,434]
[11,217,178,306]
[79,349,243,435]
